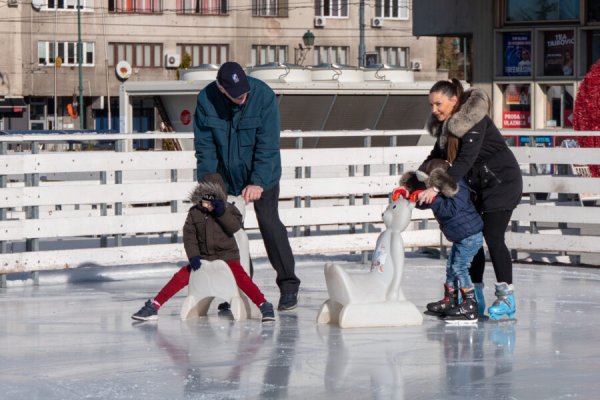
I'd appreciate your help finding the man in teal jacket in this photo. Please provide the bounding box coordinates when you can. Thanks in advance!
[193,62,300,311]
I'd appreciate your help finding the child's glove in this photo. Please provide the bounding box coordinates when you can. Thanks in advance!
[391,187,410,201]
[189,256,202,271]
[210,199,225,217]
[410,190,425,203]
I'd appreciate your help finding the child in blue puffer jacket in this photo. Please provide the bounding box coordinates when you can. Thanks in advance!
[401,158,483,323]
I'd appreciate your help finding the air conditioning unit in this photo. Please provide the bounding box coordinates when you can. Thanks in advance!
[8,0,18,6]
[411,60,422,71]
[371,17,384,28]
[165,53,181,69]
[314,16,326,28]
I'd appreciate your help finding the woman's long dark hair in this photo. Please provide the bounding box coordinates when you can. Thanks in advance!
[429,78,465,164]
[429,78,464,106]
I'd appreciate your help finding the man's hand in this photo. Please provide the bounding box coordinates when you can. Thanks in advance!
[417,187,438,205]
[242,184,263,203]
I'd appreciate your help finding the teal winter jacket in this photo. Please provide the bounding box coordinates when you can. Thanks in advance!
[193,77,282,195]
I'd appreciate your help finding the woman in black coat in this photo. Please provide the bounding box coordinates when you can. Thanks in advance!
[414,79,523,321]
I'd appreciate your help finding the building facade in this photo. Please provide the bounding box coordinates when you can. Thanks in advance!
[0,0,440,131]
[413,0,600,135]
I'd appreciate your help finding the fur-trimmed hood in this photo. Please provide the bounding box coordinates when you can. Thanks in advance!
[189,172,228,204]
[426,88,490,149]
[400,158,458,198]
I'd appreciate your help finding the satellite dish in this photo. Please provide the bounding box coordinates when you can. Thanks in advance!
[115,60,132,80]
[32,0,44,10]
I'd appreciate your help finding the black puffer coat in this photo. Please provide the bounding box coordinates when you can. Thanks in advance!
[422,89,523,213]
[183,173,242,262]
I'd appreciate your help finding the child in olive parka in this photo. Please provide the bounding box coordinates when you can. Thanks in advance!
[132,173,275,322]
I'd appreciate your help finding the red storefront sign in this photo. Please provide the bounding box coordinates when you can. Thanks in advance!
[502,111,531,128]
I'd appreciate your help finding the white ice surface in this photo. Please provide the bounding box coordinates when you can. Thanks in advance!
[2,254,600,399]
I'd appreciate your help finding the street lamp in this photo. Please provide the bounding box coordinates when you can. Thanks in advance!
[296,30,316,65]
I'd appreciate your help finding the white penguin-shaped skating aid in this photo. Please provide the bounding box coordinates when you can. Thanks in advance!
[180,195,261,321]
[316,189,423,328]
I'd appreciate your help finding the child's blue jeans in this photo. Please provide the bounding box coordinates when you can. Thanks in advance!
[445,231,484,289]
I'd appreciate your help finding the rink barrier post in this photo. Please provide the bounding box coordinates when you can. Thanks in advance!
[99,170,109,248]
[170,168,179,244]
[361,134,371,265]
[0,141,6,255]
[293,136,302,238]
[114,138,124,247]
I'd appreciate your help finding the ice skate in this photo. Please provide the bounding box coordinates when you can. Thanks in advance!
[425,283,459,316]
[488,282,516,322]
[443,287,478,325]
[444,318,479,326]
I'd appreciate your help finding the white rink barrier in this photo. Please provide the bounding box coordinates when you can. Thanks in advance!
[0,130,599,280]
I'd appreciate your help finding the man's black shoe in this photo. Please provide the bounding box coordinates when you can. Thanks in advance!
[278,292,298,311]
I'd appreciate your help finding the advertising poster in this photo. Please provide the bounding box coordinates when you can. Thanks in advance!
[502,84,531,129]
[503,32,532,76]
[543,30,575,76]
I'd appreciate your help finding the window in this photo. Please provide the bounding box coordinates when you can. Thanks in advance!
[506,0,579,22]
[108,0,162,13]
[501,84,531,129]
[176,44,228,65]
[177,0,228,15]
[590,1,600,22]
[376,46,409,67]
[585,30,600,71]
[543,85,574,129]
[375,0,408,19]
[44,0,93,11]
[315,0,348,17]
[38,41,95,66]
[503,32,532,76]
[542,30,575,76]
[29,99,47,130]
[251,45,288,65]
[108,43,163,67]
[252,0,288,17]
[314,45,349,64]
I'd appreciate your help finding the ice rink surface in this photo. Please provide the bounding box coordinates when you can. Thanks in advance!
[1,254,600,400]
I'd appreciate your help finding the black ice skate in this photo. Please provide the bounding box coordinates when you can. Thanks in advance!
[426,284,459,316]
[443,287,478,326]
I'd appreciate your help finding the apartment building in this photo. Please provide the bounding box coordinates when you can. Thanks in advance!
[0,0,439,131]
[413,0,600,135]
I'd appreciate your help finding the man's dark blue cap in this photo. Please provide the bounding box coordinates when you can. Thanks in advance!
[217,62,250,99]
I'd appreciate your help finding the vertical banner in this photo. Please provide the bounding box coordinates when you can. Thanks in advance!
[543,30,575,76]
[503,32,532,76]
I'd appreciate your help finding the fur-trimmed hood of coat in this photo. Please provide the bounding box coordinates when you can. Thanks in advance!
[426,88,490,149]
[189,172,228,204]
[400,158,458,198]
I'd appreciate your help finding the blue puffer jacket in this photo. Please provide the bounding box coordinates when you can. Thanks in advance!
[193,77,282,195]
[417,179,483,243]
